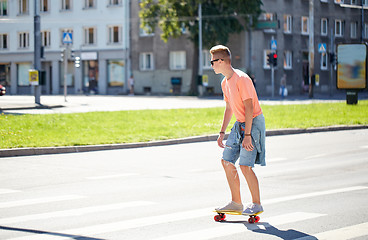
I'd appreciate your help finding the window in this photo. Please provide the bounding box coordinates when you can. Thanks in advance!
[108,26,122,44]
[302,16,309,35]
[351,22,357,39]
[335,19,344,37]
[108,60,125,87]
[321,52,328,70]
[0,0,7,16]
[350,0,357,5]
[40,0,49,12]
[84,0,95,8]
[61,0,71,11]
[284,51,292,69]
[170,51,186,70]
[283,15,292,34]
[109,0,121,6]
[334,0,343,3]
[202,50,211,69]
[140,22,154,37]
[365,23,368,39]
[364,0,368,7]
[321,18,328,36]
[18,0,28,14]
[84,27,96,45]
[261,13,276,33]
[41,30,51,47]
[60,28,73,45]
[17,63,32,86]
[140,52,154,70]
[18,32,29,49]
[0,34,8,50]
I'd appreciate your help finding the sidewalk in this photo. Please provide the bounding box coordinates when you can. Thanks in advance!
[2,92,366,115]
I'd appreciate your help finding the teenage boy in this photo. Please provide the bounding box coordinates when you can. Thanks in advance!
[211,45,266,215]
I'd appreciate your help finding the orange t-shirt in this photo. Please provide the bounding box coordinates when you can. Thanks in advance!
[221,69,262,122]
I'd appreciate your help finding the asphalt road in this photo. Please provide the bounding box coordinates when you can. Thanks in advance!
[1,129,368,240]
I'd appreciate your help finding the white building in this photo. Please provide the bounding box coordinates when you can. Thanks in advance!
[0,0,130,95]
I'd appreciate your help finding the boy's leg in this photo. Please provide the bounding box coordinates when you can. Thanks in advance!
[240,165,260,204]
[222,159,242,204]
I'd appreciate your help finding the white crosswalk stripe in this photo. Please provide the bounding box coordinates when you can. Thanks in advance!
[0,201,155,225]
[0,189,20,195]
[294,222,368,240]
[151,212,326,240]
[0,195,85,209]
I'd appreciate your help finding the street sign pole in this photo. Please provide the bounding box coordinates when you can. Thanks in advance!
[271,65,275,98]
[64,47,68,102]
[34,0,41,104]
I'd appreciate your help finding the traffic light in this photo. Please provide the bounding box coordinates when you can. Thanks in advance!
[75,57,81,68]
[329,52,336,65]
[273,53,278,66]
[267,53,274,66]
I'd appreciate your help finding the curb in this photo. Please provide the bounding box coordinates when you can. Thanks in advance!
[1,125,367,158]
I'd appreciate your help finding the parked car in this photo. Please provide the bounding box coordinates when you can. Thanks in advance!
[0,84,6,96]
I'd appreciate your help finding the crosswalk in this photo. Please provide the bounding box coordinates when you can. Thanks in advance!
[1,186,367,240]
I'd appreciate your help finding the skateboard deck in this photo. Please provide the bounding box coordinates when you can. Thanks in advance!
[213,210,262,223]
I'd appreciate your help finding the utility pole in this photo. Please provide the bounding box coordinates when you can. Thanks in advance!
[198,3,203,96]
[308,0,314,99]
[329,28,334,97]
[34,0,41,104]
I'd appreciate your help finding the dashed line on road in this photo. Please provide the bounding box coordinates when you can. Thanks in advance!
[85,173,139,180]
[0,195,85,209]
[0,189,21,195]
[304,153,328,160]
[294,222,368,240]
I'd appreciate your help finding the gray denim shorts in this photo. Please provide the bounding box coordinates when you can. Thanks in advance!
[222,114,265,167]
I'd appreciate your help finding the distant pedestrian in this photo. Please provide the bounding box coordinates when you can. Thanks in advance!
[210,45,266,216]
[129,74,135,96]
[279,74,287,99]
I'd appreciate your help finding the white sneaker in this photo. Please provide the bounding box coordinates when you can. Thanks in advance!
[242,203,263,215]
[215,201,243,213]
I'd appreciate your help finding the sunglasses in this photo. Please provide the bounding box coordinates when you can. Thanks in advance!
[211,58,223,66]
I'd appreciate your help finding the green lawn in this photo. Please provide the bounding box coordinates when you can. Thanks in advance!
[1,100,367,149]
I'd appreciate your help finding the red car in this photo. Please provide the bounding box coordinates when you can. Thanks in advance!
[0,84,6,96]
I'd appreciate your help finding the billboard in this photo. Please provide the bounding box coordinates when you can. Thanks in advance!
[337,44,367,89]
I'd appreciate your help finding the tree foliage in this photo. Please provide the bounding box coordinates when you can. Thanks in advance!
[139,0,263,49]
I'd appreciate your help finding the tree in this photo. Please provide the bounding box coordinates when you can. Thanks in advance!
[139,0,263,95]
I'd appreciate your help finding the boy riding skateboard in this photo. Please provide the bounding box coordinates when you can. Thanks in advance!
[210,45,266,217]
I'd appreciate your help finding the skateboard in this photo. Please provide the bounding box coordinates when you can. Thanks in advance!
[213,210,261,223]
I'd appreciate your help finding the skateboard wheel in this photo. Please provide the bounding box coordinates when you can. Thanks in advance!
[214,213,226,222]
[255,216,260,223]
[248,215,259,224]
[248,217,255,224]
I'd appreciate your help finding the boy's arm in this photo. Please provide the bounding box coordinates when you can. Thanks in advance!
[217,102,232,148]
[242,98,254,151]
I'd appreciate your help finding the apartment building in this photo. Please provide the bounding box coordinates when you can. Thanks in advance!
[0,0,130,95]
[131,0,368,96]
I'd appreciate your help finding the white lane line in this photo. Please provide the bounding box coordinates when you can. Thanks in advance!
[267,157,288,163]
[151,212,326,240]
[263,186,368,205]
[6,186,368,239]
[294,222,368,240]
[360,145,368,149]
[304,154,328,160]
[7,208,214,240]
[0,201,155,225]
[0,195,85,209]
[0,189,21,195]
[86,173,139,180]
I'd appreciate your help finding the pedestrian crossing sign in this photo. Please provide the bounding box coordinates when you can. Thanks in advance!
[63,32,73,44]
[318,43,327,53]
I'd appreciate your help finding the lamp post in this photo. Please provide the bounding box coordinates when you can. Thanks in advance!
[34,0,41,104]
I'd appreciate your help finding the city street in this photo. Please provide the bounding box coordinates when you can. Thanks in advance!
[1,129,368,239]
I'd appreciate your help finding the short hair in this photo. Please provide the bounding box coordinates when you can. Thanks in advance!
[210,45,231,61]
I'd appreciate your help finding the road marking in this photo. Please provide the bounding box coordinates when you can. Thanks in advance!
[0,189,20,195]
[5,186,367,239]
[360,145,368,149]
[304,154,327,160]
[86,173,138,180]
[0,195,85,209]
[294,222,368,240]
[267,157,288,163]
[151,212,326,240]
[0,201,155,225]
[263,186,368,205]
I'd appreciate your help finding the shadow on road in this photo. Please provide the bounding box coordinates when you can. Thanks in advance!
[0,225,105,240]
[221,221,317,240]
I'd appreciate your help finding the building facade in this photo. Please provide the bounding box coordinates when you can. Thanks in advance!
[0,0,130,95]
[1,0,367,97]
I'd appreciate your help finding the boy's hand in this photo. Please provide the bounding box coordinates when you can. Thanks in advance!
[242,136,254,151]
[217,134,226,148]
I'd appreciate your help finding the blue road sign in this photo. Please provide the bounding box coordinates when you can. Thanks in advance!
[63,32,73,44]
[271,39,277,50]
[318,43,327,53]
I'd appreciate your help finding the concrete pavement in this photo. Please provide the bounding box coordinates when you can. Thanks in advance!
[1,94,367,157]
